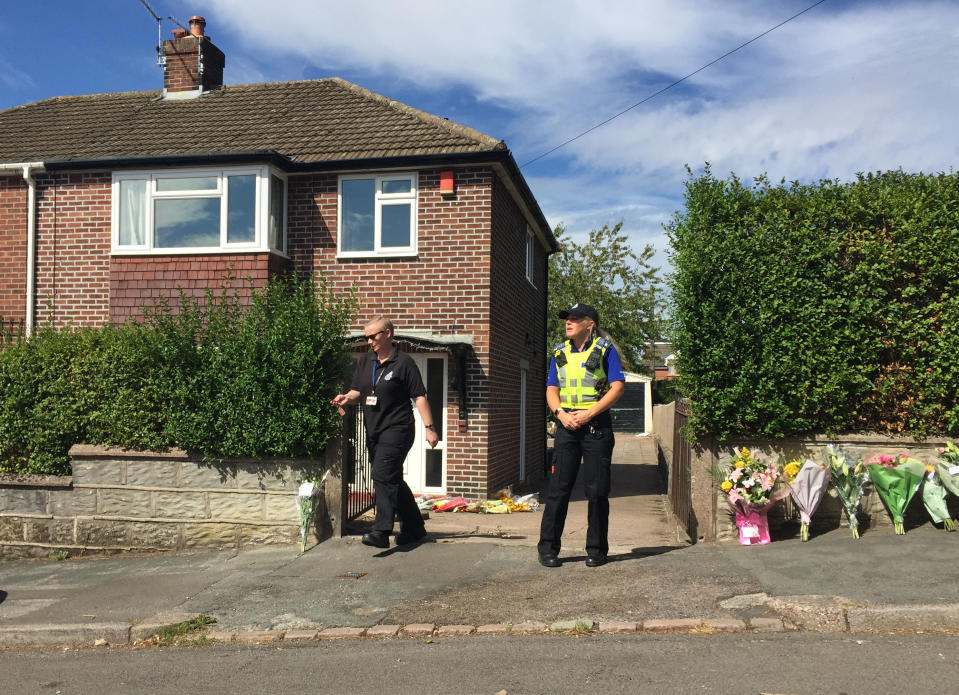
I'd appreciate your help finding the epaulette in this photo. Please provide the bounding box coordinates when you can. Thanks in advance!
[552,342,566,354]
[595,337,612,350]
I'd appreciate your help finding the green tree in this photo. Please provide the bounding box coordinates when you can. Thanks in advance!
[548,222,663,371]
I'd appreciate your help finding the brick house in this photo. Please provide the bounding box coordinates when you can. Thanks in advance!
[0,18,556,498]
[645,342,679,380]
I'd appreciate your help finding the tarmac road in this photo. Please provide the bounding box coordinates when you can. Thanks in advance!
[3,633,958,695]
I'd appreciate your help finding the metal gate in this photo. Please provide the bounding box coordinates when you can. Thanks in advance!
[669,398,694,537]
[342,406,375,521]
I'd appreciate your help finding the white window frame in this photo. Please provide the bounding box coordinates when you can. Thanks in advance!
[111,165,287,255]
[525,226,536,286]
[337,172,418,258]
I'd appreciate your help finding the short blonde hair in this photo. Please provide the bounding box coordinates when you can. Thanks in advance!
[366,316,394,336]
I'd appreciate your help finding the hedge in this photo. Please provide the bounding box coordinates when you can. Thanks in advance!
[0,273,355,475]
[666,167,959,440]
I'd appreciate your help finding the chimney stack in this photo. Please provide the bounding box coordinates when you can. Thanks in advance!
[162,15,225,96]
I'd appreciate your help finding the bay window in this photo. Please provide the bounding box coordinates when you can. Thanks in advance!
[112,167,286,254]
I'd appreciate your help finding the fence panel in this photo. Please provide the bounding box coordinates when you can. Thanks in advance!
[670,398,694,537]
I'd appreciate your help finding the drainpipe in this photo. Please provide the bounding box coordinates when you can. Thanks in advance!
[0,162,45,337]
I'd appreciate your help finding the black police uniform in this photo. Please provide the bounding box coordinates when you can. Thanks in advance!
[350,346,427,537]
[538,340,617,562]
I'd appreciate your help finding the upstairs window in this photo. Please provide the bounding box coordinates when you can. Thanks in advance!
[112,167,286,254]
[338,173,417,257]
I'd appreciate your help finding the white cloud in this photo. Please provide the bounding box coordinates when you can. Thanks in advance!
[196,1,959,269]
[0,54,36,91]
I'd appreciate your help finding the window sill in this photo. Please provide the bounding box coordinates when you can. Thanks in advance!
[111,247,284,256]
[336,251,418,260]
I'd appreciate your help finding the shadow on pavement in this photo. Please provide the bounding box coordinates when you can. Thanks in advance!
[558,545,682,565]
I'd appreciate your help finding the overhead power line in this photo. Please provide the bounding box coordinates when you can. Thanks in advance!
[520,0,830,169]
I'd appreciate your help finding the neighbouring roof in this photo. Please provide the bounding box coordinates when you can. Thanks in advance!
[0,78,505,165]
[643,342,675,369]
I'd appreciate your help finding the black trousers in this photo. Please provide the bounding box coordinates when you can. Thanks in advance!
[368,428,424,535]
[538,418,614,559]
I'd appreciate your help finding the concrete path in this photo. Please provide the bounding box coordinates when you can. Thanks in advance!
[425,434,677,552]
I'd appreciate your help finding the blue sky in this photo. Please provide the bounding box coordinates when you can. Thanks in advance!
[3,1,959,273]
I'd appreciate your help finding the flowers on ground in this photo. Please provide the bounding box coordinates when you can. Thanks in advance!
[784,459,830,542]
[782,461,802,484]
[825,444,868,539]
[718,447,782,508]
[935,442,959,502]
[296,471,329,552]
[918,463,956,531]
[717,447,788,545]
[867,457,925,535]
[866,454,899,468]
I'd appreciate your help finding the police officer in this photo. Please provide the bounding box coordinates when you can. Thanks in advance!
[331,317,439,549]
[538,303,625,567]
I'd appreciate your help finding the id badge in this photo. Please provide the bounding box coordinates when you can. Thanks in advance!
[365,395,378,406]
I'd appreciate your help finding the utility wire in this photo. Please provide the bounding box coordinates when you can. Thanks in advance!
[520,0,830,169]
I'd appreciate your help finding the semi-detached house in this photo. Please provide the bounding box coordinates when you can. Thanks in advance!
[0,17,556,499]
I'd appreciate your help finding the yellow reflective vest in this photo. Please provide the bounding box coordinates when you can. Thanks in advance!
[554,336,612,410]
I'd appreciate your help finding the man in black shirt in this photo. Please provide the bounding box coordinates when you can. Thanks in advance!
[331,317,439,549]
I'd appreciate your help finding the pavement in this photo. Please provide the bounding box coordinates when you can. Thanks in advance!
[4,434,959,648]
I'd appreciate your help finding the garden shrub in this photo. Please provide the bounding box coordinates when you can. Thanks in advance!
[0,272,355,475]
[0,328,84,475]
[153,273,355,459]
[667,167,959,440]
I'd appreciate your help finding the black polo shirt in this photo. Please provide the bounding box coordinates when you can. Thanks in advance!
[350,345,427,439]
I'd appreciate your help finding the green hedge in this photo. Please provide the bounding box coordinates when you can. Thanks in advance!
[666,167,959,440]
[0,273,355,475]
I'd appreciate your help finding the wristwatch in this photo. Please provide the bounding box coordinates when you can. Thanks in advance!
[554,408,562,417]
[425,424,436,430]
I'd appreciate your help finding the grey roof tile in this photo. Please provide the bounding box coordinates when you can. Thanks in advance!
[0,78,505,165]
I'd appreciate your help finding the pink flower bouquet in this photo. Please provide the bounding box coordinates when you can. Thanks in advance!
[718,447,788,544]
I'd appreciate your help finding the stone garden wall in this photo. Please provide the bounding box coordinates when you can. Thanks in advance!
[0,445,342,558]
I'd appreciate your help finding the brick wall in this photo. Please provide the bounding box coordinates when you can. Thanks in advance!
[488,177,549,493]
[5,163,546,499]
[287,167,497,497]
[34,173,112,327]
[162,36,225,93]
[0,175,26,327]
[23,172,286,327]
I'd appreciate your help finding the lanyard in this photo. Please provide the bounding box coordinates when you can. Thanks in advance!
[372,359,387,393]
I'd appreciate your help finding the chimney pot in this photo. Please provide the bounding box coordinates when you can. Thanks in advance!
[171,28,188,39]
[189,16,206,37]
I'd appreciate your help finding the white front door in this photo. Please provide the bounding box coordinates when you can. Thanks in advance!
[404,354,447,494]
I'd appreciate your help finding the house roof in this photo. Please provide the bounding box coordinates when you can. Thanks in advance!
[643,342,675,369]
[0,77,556,248]
[0,78,505,165]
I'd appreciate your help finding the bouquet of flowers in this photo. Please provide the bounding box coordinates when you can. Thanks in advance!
[782,459,830,542]
[825,444,868,538]
[296,471,329,552]
[935,443,959,501]
[867,456,924,535]
[918,462,956,531]
[718,447,787,544]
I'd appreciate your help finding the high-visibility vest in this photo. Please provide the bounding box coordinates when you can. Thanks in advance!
[554,336,612,409]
